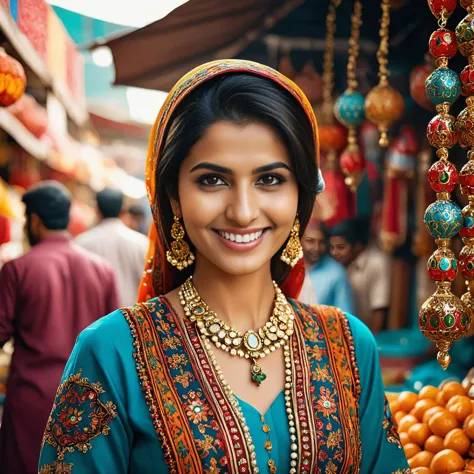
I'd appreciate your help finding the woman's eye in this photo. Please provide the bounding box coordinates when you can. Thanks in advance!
[257,174,284,186]
[198,175,226,186]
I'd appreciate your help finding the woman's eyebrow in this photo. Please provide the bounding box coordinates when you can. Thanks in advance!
[190,163,233,174]
[252,162,292,174]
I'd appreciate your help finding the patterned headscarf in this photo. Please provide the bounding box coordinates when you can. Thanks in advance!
[137,59,320,303]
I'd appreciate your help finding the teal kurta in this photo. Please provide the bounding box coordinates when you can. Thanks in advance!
[38,300,410,474]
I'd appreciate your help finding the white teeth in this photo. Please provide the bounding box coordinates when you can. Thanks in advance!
[218,230,264,243]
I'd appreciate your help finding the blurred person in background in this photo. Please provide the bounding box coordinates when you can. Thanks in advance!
[76,188,149,307]
[302,219,354,313]
[329,217,391,334]
[0,181,118,474]
[123,202,147,234]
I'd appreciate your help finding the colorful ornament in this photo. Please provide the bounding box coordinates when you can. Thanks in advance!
[460,64,474,96]
[421,1,467,370]
[334,91,365,127]
[456,99,474,148]
[318,124,347,153]
[456,13,474,57]
[364,0,404,147]
[429,28,458,59]
[0,48,26,108]
[410,63,436,111]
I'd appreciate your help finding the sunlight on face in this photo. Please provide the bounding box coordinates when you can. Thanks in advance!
[176,121,298,277]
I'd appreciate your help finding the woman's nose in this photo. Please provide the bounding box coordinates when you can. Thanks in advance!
[225,184,259,226]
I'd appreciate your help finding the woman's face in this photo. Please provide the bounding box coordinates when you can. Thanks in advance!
[176,121,298,277]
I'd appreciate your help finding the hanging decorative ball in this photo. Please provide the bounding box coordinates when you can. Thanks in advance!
[427,247,458,282]
[459,244,474,279]
[410,64,435,110]
[460,65,474,97]
[419,288,469,369]
[427,112,458,148]
[424,200,463,239]
[364,84,405,147]
[334,91,365,128]
[428,160,459,193]
[425,68,461,105]
[428,0,457,18]
[460,0,474,9]
[456,104,474,148]
[318,124,347,153]
[429,28,458,58]
[456,13,474,57]
[460,204,474,238]
[459,157,474,196]
[339,147,366,191]
[0,48,26,108]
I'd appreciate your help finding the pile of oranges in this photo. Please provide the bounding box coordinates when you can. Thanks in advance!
[389,381,474,473]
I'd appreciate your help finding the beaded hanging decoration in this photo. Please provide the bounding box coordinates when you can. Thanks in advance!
[364,0,405,147]
[334,0,366,191]
[420,0,468,369]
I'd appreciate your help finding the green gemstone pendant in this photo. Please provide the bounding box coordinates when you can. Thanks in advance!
[250,359,266,386]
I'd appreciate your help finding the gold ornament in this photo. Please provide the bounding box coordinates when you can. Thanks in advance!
[179,277,295,386]
[166,215,195,270]
[364,0,404,147]
[280,218,303,267]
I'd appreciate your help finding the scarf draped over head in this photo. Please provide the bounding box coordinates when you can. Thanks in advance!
[137,59,320,303]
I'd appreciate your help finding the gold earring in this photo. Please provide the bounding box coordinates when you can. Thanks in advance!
[281,218,303,268]
[166,215,195,270]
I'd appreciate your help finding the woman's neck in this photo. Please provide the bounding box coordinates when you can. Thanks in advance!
[191,261,277,333]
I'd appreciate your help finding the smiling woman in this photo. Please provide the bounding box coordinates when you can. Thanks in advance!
[38,60,410,474]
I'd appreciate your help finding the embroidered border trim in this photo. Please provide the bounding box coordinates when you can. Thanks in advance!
[39,461,74,473]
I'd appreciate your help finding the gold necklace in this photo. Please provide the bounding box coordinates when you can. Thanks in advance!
[179,277,295,386]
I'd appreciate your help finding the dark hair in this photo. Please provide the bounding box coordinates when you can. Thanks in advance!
[156,73,321,287]
[96,188,124,218]
[330,217,370,247]
[22,180,71,230]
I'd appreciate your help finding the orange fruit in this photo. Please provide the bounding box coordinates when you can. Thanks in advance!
[447,396,463,410]
[437,391,448,408]
[463,414,474,441]
[399,414,420,433]
[469,441,474,458]
[429,411,459,437]
[425,435,446,454]
[442,382,467,402]
[399,431,411,446]
[409,451,435,468]
[405,442,422,459]
[465,459,474,471]
[430,448,464,473]
[395,410,408,424]
[413,399,439,421]
[471,399,474,413]
[424,407,446,424]
[420,385,441,401]
[448,397,473,423]
[443,429,471,456]
[390,399,400,414]
[409,422,434,446]
[412,469,434,474]
[399,391,420,412]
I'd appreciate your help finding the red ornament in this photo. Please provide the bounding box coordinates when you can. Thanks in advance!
[459,246,474,279]
[459,204,474,238]
[459,159,474,196]
[428,0,457,18]
[460,65,474,96]
[410,64,435,111]
[429,29,458,58]
[427,247,458,282]
[0,48,26,107]
[340,148,366,191]
[428,160,459,193]
[427,113,458,149]
[318,124,347,153]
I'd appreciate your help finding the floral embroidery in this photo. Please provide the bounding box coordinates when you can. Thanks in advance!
[327,429,343,449]
[383,396,403,448]
[316,387,338,418]
[184,391,210,424]
[38,461,73,473]
[42,371,116,460]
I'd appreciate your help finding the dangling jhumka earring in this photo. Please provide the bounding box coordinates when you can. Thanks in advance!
[280,218,303,267]
[166,214,195,270]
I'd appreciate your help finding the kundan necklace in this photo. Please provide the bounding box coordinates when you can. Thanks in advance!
[179,277,295,386]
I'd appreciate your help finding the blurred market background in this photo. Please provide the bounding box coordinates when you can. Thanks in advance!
[1,0,473,419]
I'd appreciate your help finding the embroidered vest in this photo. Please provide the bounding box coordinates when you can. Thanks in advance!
[123,298,362,474]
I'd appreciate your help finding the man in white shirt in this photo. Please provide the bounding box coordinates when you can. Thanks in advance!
[329,218,391,333]
[76,188,149,307]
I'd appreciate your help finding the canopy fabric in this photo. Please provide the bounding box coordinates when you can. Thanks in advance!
[104,0,303,91]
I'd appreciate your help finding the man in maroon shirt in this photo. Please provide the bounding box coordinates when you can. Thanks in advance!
[0,181,119,474]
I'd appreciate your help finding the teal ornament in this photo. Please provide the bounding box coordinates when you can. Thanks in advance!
[424,200,463,239]
[425,68,461,105]
[334,90,365,128]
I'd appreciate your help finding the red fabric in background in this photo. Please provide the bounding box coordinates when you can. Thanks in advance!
[17,0,48,59]
[0,215,11,245]
[0,0,10,12]
[322,169,355,228]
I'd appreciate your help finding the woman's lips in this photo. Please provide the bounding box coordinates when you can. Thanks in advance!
[213,228,268,252]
